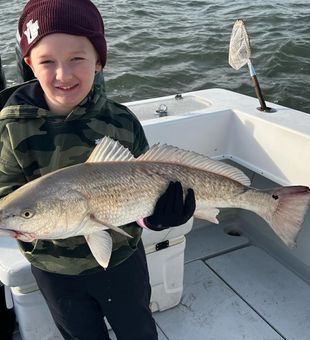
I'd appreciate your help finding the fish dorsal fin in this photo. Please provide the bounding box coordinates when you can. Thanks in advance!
[86,137,250,186]
[137,144,251,186]
[86,137,134,163]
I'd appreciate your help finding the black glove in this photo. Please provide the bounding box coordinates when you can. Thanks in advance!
[144,181,196,231]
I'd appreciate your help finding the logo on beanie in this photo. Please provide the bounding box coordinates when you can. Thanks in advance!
[24,19,39,44]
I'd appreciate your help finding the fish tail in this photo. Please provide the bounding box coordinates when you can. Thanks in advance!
[260,186,310,247]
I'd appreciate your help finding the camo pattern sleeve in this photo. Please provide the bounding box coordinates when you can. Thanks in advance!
[0,84,33,198]
[0,127,28,198]
[0,80,149,275]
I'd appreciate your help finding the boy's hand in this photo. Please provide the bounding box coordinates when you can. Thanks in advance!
[144,181,195,231]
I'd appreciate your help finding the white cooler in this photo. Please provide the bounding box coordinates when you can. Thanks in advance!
[0,220,192,340]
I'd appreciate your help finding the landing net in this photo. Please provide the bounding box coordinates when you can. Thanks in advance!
[228,19,251,70]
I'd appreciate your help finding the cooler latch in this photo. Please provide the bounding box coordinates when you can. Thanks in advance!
[155,240,169,251]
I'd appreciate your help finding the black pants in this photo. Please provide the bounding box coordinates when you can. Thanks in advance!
[0,284,16,340]
[31,241,158,340]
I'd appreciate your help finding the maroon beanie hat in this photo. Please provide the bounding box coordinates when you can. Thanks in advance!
[18,0,107,67]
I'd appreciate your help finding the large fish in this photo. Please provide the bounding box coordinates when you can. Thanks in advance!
[0,137,309,268]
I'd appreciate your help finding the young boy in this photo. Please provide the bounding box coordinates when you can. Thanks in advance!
[0,1,195,339]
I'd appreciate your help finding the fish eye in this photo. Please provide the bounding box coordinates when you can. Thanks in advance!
[21,210,35,219]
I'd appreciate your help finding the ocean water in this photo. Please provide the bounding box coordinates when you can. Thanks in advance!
[0,0,309,113]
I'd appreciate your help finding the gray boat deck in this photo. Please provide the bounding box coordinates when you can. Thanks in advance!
[13,221,310,340]
[153,222,310,340]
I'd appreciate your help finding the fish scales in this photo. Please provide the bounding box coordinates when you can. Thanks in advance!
[54,161,246,227]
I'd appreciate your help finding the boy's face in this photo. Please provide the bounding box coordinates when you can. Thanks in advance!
[25,33,102,115]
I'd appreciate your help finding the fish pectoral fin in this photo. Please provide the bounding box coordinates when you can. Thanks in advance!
[85,231,113,269]
[89,214,133,238]
[194,207,220,224]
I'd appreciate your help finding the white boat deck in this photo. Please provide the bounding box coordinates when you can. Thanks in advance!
[12,220,308,340]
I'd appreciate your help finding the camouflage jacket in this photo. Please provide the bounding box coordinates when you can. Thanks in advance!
[0,76,148,275]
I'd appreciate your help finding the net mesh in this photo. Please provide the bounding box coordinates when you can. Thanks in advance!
[228,19,251,70]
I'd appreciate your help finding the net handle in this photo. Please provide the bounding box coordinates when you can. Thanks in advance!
[229,20,274,112]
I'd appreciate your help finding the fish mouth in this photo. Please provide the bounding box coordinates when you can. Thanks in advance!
[0,229,15,237]
[0,229,36,242]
